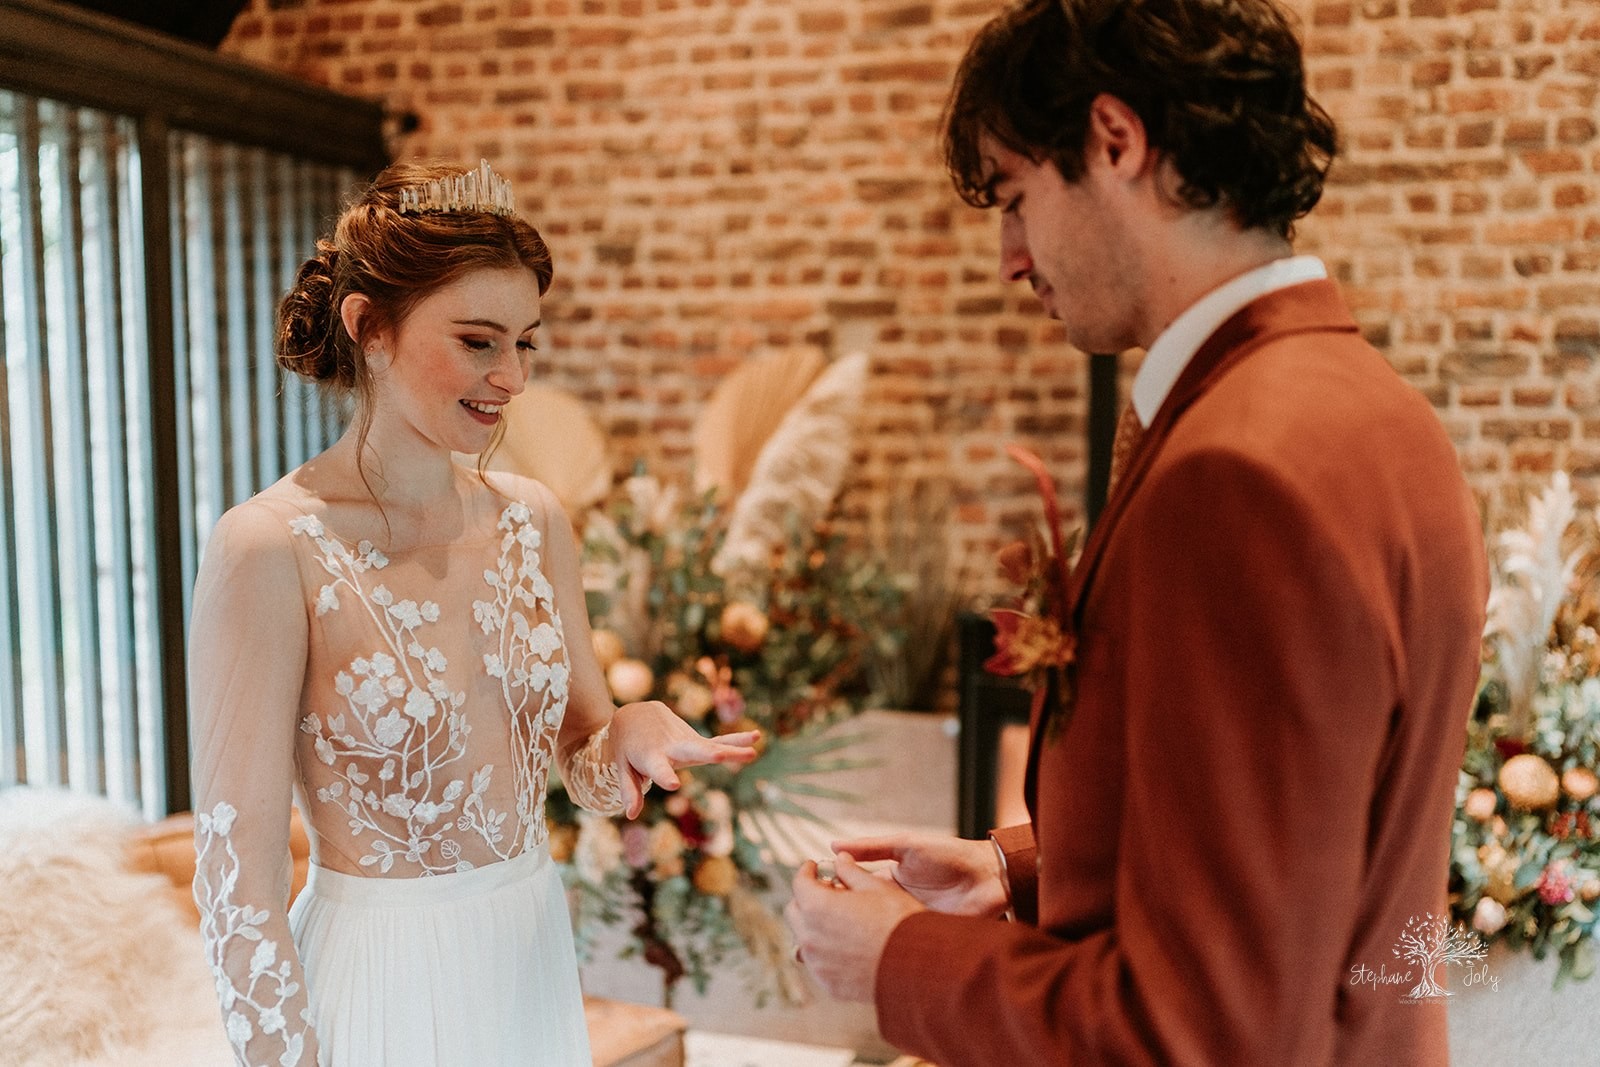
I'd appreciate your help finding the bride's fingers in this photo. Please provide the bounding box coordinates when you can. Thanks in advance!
[619,768,643,819]
[713,731,761,746]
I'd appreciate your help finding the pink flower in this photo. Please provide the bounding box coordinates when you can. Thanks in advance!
[621,823,651,869]
[1538,861,1576,906]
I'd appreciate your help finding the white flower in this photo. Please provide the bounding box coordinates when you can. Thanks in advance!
[527,622,561,659]
[1473,897,1508,935]
[421,601,441,623]
[704,826,735,858]
[353,678,388,713]
[315,584,339,615]
[404,686,436,723]
[516,523,539,548]
[506,501,531,525]
[288,515,323,537]
[373,709,408,748]
[549,661,571,701]
[575,811,625,882]
[314,737,336,765]
[370,652,396,678]
[425,648,448,672]
[414,801,444,824]
[208,802,237,837]
[334,672,354,696]
[386,675,406,697]
[258,1005,285,1035]
[225,1011,253,1046]
[391,600,423,629]
[382,793,415,819]
[248,939,277,976]
[370,584,393,607]
[702,790,732,821]
[484,653,506,678]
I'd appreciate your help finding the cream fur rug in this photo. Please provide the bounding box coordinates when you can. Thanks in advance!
[0,787,231,1067]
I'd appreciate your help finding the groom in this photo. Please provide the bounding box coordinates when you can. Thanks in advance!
[785,0,1488,1063]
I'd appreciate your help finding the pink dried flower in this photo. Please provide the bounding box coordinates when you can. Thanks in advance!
[1537,861,1576,906]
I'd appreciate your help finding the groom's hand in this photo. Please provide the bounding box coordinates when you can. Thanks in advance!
[832,832,1009,918]
[784,855,923,1003]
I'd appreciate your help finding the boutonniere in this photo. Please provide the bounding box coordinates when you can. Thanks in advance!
[985,445,1081,738]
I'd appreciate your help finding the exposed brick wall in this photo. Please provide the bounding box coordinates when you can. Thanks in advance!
[222,0,1599,601]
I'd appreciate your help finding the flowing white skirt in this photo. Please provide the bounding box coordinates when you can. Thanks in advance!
[287,844,591,1066]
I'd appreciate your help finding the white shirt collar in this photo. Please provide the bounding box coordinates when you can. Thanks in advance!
[1130,255,1328,427]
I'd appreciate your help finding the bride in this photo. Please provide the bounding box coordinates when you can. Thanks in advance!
[187,160,757,1066]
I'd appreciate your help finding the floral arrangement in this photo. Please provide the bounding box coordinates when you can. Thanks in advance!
[984,446,1080,731]
[545,471,902,1003]
[1451,471,1600,986]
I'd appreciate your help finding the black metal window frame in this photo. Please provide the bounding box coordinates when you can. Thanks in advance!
[1,0,388,814]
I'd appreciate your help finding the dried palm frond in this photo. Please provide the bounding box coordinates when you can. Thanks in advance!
[727,885,811,1006]
[1485,471,1586,737]
[712,352,870,582]
[692,347,827,499]
[486,384,612,515]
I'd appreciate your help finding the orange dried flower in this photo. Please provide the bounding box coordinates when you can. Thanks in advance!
[985,610,1076,677]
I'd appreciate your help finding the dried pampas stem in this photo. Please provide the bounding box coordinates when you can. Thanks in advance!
[711,352,870,583]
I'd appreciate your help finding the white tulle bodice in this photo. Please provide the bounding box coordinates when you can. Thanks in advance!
[188,491,623,1066]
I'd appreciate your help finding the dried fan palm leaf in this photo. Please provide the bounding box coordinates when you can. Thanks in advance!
[485,384,612,515]
[692,347,827,498]
[712,352,870,582]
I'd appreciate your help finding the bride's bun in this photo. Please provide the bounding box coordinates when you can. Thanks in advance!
[276,240,353,386]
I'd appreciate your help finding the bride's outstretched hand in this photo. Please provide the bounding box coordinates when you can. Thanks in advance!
[610,701,760,818]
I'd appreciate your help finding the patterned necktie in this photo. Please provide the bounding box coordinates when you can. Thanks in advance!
[1107,403,1145,496]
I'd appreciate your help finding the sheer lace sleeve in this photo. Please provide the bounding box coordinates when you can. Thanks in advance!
[189,501,322,1067]
[521,480,625,815]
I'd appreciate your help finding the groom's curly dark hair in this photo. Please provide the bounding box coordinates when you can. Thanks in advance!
[943,0,1339,238]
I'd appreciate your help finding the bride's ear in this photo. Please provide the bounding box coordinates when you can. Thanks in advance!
[339,293,393,372]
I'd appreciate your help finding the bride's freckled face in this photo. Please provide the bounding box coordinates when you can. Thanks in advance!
[369,266,543,454]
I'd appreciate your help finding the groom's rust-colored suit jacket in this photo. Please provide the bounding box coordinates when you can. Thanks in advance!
[876,280,1488,1066]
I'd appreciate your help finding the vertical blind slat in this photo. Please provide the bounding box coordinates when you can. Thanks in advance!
[250,148,277,489]
[277,155,305,470]
[184,135,226,569]
[0,92,25,786]
[222,142,251,508]
[119,116,162,818]
[54,106,107,793]
[87,109,142,810]
[16,96,67,786]
[168,132,197,625]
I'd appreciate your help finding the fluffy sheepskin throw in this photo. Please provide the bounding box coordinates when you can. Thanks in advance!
[0,787,230,1067]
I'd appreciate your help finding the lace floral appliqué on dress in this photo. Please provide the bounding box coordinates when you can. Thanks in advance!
[293,502,622,875]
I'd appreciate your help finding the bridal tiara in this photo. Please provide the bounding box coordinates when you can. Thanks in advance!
[397,159,517,217]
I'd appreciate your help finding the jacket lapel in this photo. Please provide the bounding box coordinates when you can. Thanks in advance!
[1022,280,1359,817]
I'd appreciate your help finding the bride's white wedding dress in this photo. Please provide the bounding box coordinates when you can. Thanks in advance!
[189,487,624,1066]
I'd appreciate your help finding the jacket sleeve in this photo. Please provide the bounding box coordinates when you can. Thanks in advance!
[876,448,1398,1066]
[189,503,323,1067]
[988,823,1038,925]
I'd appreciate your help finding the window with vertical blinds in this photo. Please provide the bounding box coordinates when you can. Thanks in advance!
[0,0,386,818]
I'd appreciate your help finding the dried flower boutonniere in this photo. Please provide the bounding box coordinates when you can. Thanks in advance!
[986,445,1080,737]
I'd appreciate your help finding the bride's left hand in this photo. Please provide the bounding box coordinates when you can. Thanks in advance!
[610,701,760,818]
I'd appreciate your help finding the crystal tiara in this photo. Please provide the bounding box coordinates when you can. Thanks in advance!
[397,159,517,217]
